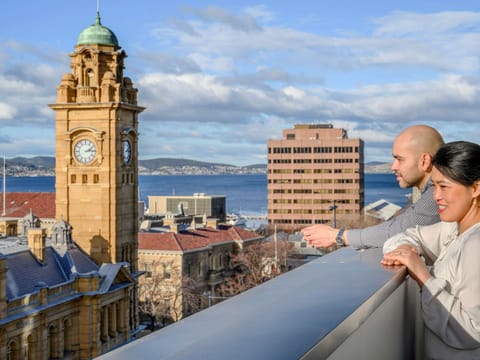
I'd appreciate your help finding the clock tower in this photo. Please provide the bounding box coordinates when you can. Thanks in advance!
[50,13,144,271]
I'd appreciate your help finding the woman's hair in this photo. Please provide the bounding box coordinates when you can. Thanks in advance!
[432,141,480,186]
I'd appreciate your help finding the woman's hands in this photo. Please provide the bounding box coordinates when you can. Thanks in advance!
[381,245,432,287]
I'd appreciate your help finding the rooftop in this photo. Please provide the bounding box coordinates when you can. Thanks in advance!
[1,236,98,300]
[138,225,262,252]
[0,192,55,218]
[76,12,119,47]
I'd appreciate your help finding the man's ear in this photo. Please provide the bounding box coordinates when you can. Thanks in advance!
[420,153,433,172]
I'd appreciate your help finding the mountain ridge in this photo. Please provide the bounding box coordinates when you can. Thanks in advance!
[2,156,391,176]
[3,156,267,176]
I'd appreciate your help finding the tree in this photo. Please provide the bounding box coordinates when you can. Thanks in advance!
[177,275,206,317]
[138,260,209,330]
[138,261,181,331]
[219,239,293,298]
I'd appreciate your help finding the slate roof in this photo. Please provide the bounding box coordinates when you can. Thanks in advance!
[6,248,67,299]
[0,192,55,218]
[138,225,261,252]
[4,242,99,300]
[98,262,132,293]
[67,246,101,273]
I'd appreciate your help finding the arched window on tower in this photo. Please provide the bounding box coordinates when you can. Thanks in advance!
[87,69,94,87]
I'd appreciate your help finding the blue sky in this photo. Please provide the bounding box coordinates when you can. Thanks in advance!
[1,0,480,165]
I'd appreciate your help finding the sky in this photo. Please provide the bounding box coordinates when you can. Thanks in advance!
[1,0,480,166]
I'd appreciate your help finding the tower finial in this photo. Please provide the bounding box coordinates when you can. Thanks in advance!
[95,0,101,25]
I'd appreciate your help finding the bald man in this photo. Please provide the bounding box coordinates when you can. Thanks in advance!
[302,124,444,249]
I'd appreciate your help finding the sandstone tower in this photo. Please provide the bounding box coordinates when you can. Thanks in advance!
[50,13,144,271]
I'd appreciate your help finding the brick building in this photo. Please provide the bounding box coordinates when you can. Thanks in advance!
[267,124,364,232]
[138,225,263,322]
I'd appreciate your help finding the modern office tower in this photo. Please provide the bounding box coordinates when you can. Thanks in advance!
[267,124,364,232]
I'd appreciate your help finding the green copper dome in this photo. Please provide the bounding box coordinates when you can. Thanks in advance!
[76,13,119,47]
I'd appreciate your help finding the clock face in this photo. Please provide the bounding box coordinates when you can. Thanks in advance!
[74,139,97,164]
[122,140,132,164]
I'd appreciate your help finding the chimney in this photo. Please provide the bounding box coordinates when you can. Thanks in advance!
[170,224,179,234]
[28,228,46,263]
[206,218,218,229]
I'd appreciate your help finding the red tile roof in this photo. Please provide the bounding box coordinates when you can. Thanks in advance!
[0,192,55,219]
[138,225,261,252]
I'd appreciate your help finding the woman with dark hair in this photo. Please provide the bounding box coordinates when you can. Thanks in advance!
[382,141,480,359]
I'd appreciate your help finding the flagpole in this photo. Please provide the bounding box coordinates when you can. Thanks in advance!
[2,156,5,216]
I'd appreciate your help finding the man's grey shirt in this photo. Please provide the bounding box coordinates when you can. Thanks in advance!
[348,180,440,248]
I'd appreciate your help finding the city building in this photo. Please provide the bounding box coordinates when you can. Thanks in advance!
[0,226,134,360]
[0,11,143,359]
[146,193,226,222]
[138,225,263,323]
[267,124,364,232]
[0,192,55,236]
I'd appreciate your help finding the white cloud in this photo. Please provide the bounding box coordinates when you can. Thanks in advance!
[185,5,263,32]
[188,53,234,73]
[0,103,17,120]
[150,7,480,77]
[373,11,480,36]
[245,5,275,23]
[282,86,306,100]
[3,4,480,164]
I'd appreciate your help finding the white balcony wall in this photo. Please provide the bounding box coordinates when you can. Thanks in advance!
[97,247,423,360]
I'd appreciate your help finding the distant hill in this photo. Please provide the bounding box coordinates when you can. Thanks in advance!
[243,164,267,169]
[3,156,392,176]
[8,156,55,168]
[138,158,266,175]
[4,156,56,176]
[364,162,392,173]
[139,158,235,170]
[4,156,267,176]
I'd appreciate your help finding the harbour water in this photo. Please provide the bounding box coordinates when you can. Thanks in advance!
[1,173,409,215]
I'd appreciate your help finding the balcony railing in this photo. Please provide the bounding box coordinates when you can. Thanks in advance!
[77,86,97,103]
[97,247,422,360]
